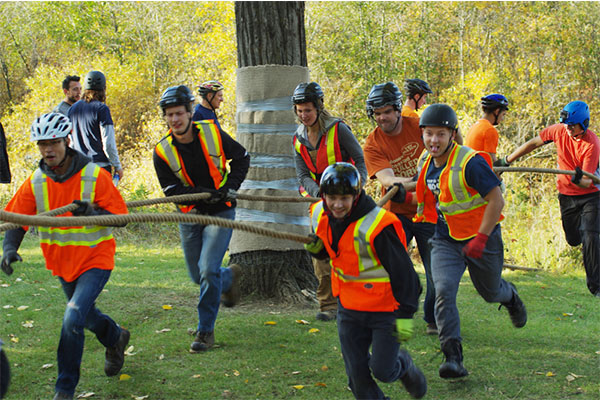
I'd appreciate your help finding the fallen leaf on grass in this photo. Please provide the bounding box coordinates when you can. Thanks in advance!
[192,374,202,378]
[562,312,573,317]
[162,305,172,310]
[41,363,53,369]
[0,284,9,288]
[321,365,328,371]
[119,374,131,381]
[22,320,34,328]
[295,319,310,325]
[158,354,165,360]
[155,328,171,333]
[124,346,136,356]
[76,393,95,398]
[546,371,556,377]
[292,385,304,390]
[308,328,320,333]
[17,305,29,311]
[264,321,277,325]
[315,382,327,387]
[131,395,149,400]
[10,337,19,343]
[291,371,301,375]
[233,370,240,376]
[3,305,13,309]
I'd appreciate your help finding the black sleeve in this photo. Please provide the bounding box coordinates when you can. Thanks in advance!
[373,225,422,318]
[2,228,26,253]
[220,131,250,191]
[152,149,217,202]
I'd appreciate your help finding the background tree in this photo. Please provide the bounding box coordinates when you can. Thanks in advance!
[231,1,317,302]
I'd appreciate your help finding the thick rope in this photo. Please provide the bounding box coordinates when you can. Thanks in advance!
[126,192,317,208]
[0,204,79,232]
[494,166,600,184]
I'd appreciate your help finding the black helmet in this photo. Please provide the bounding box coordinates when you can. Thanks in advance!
[319,162,361,196]
[159,85,195,112]
[292,82,324,105]
[84,71,106,91]
[198,80,224,98]
[419,104,458,131]
[404,79,432,98]
[481,94,509,111]
[366,82,403,118]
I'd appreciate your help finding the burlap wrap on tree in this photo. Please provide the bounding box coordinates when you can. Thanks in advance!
[231,65,310,254]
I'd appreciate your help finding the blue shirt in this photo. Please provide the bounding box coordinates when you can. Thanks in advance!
[425,153,501,240]
[68,100,113,165]
[192,104,221,131]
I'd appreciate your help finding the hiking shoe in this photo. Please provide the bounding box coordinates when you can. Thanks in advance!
[104,328,130,376]
[222,264,242,307]
[439,339,468,379]
[315,309,337,321]
[190,331,215,353]
[399,350,427,398]
[53,392,73,400]
[426,322,438,335]
[499,282,527,328]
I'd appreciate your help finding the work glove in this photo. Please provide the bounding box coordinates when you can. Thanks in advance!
[204,189,225,204]
[219,188,237,202]
[71,200,95,216]
[462,232,489,259]
[493,156,511,168]
[387,182,407,203]
[571,166,583,185]
[1,249,22,276]
[304,233,324,255]
[396,318,414,342]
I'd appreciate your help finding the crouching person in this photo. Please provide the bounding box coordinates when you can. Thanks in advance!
[305,162,426,399]
[1,113,129,400]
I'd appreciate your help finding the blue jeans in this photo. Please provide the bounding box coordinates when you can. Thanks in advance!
[430,226,514,344]
[179,207,235,333]
[337,302,412,399]
[56,268,121,396]
[396,215,436,324]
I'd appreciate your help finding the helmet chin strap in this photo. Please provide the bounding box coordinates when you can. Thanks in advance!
[492,109,500,126]
[49,152,69,171]
[413,95,423,111]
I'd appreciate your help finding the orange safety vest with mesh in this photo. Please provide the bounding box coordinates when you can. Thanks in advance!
[31,163,113,246]
[293,122,351,197]
[413,144,503,240]
[155,121,229,212]
[310,201,407,312]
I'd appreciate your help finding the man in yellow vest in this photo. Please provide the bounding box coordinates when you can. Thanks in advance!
[414,104,527,379]
[305,162,426,399]
[153,85,249,353]
[1,112,129,400]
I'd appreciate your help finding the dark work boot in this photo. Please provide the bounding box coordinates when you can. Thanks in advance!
[439,339,468,379]
[190,331,215,353]
[399,350,427,398]
[499,282,527,328]
[104,328,130,376]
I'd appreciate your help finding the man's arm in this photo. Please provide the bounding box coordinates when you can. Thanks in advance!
[220,131,250,191]
[100,124,123,178]
[337,123,368,186]
[374,168,417,192]
[294,151,320,197]
[506,135,546,164]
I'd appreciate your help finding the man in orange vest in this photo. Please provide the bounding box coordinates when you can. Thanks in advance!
[415,104,527,379]
[305,162,426,399]
[153,85,249,353]
[1,112,129,400]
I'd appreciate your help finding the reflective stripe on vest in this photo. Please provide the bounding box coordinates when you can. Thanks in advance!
[31,163,113,246]
[311,202,390,282]
[414,144,502,239]
[155,121,229,212]
[293,122,347,197]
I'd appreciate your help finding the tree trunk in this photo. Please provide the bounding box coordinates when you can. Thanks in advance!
[232,1,316,304]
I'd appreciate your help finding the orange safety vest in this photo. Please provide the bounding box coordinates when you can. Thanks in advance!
[31,163,114,246]
[293,122,352,197]
[155,121,229,212]
[413,144,503,240]
[310,201,407,312]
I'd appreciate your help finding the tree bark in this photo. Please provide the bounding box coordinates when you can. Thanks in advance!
[233,1,316,303]
[235,1,306,68]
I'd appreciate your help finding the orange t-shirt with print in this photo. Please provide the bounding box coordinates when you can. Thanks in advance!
[363,117,424,217]
[465,118,499,154]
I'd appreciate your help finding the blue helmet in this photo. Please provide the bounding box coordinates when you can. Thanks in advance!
[481,94,509,111]
[560,101,589,131]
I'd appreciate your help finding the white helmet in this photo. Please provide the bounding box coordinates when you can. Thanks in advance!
[30,112,72,142]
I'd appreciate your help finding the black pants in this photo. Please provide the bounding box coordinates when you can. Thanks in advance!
[558,192,600,295]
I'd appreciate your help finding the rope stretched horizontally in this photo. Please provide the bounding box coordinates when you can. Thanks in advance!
[494,166,600,184]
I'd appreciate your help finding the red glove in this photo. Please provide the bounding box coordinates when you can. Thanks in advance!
[462,232,489,259]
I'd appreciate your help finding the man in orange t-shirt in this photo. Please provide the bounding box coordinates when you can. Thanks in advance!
[1,113,129,400]
[363,82,438,335]
[402,79,433,118]
[499,101,600,297]
[465,94,509,164]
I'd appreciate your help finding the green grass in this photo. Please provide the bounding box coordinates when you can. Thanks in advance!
[1,236,599,400]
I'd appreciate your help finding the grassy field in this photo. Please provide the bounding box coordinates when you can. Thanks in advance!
[1,235,599,400]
